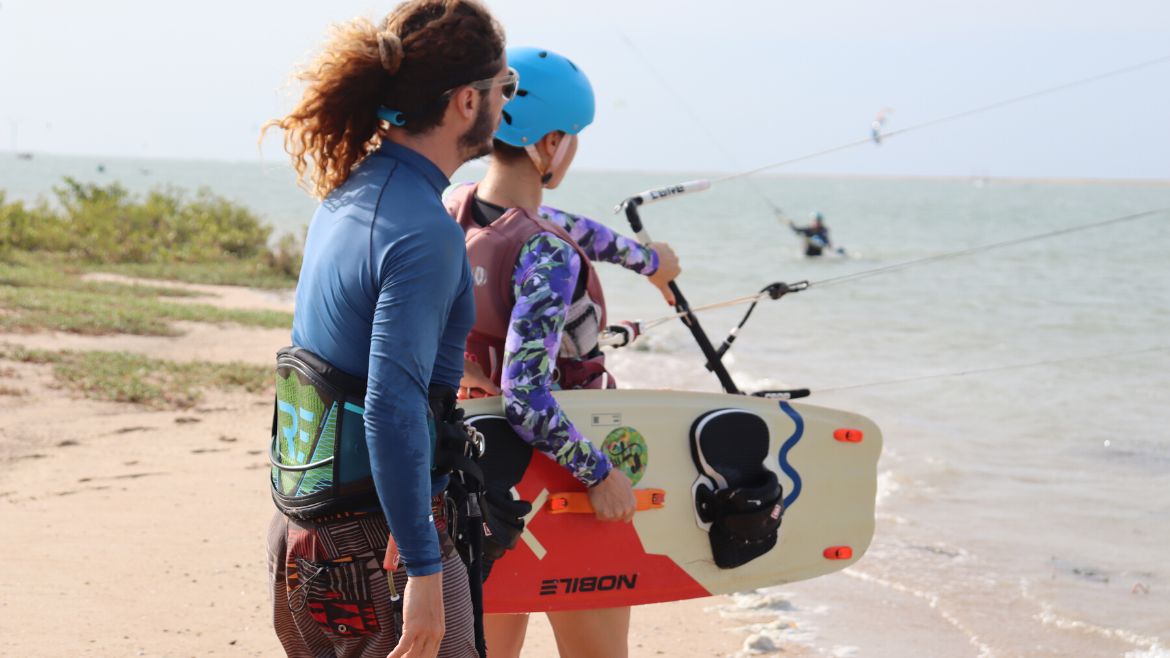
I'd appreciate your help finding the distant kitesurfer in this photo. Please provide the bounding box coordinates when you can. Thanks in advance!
[445,46,681,658]
[263,2,507,657]
[789,211,835,257]
[871,106,893,145]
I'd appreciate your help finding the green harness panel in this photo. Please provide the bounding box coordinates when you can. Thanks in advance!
[273,370,337,498]
[270,347,376,520]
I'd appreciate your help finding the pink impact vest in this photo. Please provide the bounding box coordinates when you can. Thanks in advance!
[445,183,612,396]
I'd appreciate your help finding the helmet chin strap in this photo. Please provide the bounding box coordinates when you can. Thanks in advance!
[524,134,574,187]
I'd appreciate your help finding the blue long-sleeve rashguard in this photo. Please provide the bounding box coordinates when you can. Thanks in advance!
[291,142,474,577]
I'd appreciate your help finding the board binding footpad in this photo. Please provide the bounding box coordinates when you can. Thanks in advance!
[690,409,784,569]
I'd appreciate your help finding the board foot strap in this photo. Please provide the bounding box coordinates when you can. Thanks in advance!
[690,409,785,569]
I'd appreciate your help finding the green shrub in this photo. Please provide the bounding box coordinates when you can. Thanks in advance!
[264,230,305,279]
[48,178,277,264]
[0,179,302,285]
[0,191,70,254]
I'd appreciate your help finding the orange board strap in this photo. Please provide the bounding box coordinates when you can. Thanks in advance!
[548,488,666,514]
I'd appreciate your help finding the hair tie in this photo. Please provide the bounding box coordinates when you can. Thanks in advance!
[377,32,403,75]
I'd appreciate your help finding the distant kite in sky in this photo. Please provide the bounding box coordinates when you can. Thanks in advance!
[871,107,894,145]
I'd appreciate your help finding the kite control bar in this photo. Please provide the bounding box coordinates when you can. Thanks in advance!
[614,180,711,214]
[617,193,741,394]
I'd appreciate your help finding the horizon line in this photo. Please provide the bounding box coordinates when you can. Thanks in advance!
[4,149,1169,188]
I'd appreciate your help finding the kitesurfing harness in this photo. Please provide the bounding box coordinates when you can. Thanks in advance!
[428,386,488,658]
[269,346,490,657]
[459,414,536,582]
[270,346,377,519]
[269,346,486,515]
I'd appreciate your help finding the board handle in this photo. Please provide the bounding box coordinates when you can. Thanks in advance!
[547,488,666,514]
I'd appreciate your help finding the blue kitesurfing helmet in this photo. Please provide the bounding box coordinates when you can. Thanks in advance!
[495,47,595,147]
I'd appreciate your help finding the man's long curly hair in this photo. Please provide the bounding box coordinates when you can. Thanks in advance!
[266,0,504,199]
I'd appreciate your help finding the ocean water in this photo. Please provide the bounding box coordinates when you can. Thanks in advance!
[5,152,1170,656]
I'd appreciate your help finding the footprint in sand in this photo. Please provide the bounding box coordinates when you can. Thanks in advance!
[77,472,167,483]
[15,453,48,460]
[113,426,151,435]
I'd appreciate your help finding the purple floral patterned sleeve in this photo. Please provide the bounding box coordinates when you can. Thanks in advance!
[501,232,612,487]
[539,206,660,275]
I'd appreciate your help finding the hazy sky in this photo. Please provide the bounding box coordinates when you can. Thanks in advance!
[2,0,1168,178]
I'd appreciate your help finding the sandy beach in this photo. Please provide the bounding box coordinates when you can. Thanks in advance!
[0,279,783,658]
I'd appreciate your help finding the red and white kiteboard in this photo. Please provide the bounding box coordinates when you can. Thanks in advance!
[459,388,881,613]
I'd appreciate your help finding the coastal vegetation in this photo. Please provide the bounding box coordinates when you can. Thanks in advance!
[0,179,293,406]
[0,346,269,409]
[0,254,291,335]
[0,178,302,287]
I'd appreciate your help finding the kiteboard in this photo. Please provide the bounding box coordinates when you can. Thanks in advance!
[460,389,881,613]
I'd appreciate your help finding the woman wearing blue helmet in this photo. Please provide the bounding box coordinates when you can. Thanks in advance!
[444,47,681,657]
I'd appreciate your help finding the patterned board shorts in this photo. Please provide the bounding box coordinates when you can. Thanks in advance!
[267,502,477,658]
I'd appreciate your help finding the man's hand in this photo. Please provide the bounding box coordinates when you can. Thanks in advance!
[646,241,681,306]
[387,572,445,658]
[588,469,636,523]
